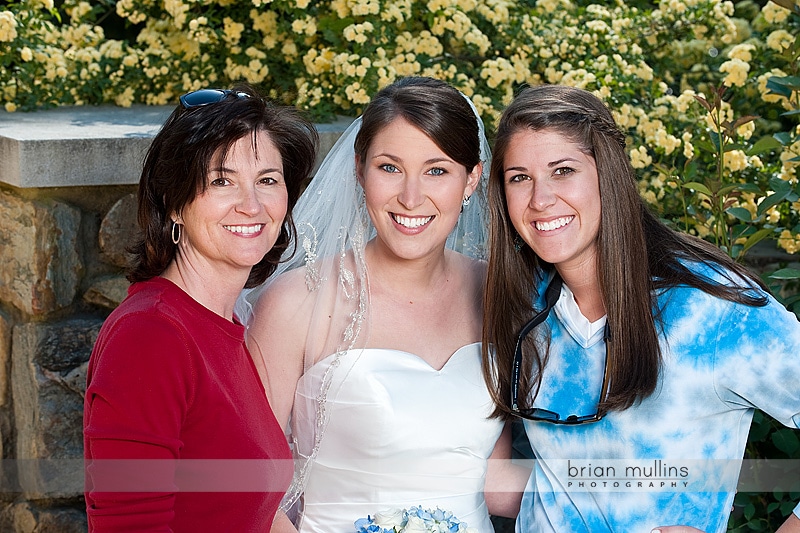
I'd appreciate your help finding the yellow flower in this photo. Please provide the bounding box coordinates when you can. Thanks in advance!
[727,43,755,62]
[330,0,350,17]
[585,20,610,33]
[630,146,652,169]
[292,16,317,36]
[634,61,654,81]
[667,0,687,13]
[682,132,695,160]
[766,29,793,52]
[477,0,510,24]
[724,149,748,172]
[343,22,374,44]
[763,1,790,24]
[164,0,190,28]
[68,1,93,20]
[778,230,800,254]
[0,11,18,42]
[536,0,570,11]
[428,0,454,10]
[719,58,750,87]
[20,46,33,62]
[223,17,245,45]
[114,87,136,107]
[642,190,657,204]
[560,68,596,89]
[757,69,789,104]
[694,223,712,239]
[4,102,17,113]
[345,82,370,104]
[282,40,298,57]
[654,129,681,155]
[736,120,755,140]
[352,0,380,15]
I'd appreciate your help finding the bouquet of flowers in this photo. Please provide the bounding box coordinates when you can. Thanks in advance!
[354,506,478,533]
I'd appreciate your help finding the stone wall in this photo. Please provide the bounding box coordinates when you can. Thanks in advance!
[0,106,350,532]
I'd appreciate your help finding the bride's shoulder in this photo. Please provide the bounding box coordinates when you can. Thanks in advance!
[447,250,488,287]
[253,253,355,317]
[251,266,315,319]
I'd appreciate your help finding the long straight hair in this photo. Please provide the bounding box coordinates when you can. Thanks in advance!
[482,85,768,419]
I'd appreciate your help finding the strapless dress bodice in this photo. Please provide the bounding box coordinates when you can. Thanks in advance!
[292,343,502,533]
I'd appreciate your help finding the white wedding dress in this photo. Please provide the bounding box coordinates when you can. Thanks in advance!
[292,342,503,533]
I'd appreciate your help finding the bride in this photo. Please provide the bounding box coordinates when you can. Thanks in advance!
[239,76,523,532]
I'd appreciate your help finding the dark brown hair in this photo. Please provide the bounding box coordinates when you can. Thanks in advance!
[127,85,319,288]
[354,76,480,172]
[482,84,768,419]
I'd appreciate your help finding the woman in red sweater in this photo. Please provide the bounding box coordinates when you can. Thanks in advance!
[83,87,318,532]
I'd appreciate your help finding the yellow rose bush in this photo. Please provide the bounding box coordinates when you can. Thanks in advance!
[0,0,798,264]
[2,0,798,254]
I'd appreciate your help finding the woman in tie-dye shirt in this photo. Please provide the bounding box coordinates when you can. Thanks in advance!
[482,85,800,533]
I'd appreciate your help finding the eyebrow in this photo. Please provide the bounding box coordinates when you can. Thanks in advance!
[210,166,284,175]
[504,157,581,173]
[373,153,453,166]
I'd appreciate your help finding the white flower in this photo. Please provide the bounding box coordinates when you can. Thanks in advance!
[402,516,430,533]
[374,508,406,529]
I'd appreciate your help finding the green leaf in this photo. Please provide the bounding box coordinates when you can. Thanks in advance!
[757,190,791,217]
[683,160,698,180]
[724,142,747,152]
[769,177,793,193]
[769,268,800,280]
[768,75,800,91]
[709,130,722,151]
[747,413,771,440]
[748,135,783,155]
[772,429,800,455]
[766,76,795,98]
[694,140,717,153]
[726,207,752,222]
[736,183,762,194]
[775,131,793,146]
[782,501,800,515]
[683,182,713,195]
[740,228,774,255]
[719,184,744,197]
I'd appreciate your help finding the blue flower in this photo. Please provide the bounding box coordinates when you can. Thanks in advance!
[354,506,473,533]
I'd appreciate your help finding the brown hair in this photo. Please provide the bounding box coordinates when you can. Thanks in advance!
[127,85,319,288]
[482,84,768,419]
[354,76,480,172]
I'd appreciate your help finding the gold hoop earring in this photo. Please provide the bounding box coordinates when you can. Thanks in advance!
[171,222,181,245]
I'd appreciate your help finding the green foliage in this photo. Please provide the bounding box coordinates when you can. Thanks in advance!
[728,411,800,531]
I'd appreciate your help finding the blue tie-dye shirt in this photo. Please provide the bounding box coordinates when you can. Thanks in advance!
[517,265,800,533]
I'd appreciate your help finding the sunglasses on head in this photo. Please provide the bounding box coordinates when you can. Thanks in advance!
[511,272,610,425]
[179,89,250,109]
